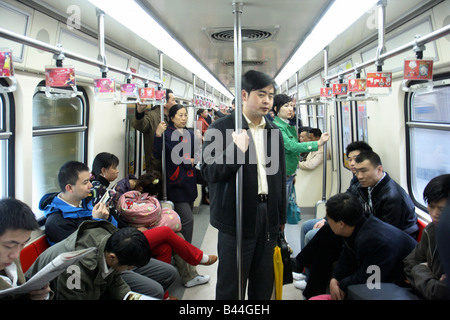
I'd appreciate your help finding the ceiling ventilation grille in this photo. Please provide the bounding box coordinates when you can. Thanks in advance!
[211,29,272,42]
[222,60,267,67]
[204,26,279,43]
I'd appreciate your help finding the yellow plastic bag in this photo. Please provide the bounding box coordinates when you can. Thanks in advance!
[273,245,284,300]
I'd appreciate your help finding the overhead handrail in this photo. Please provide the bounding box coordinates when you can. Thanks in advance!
[323,23,450,83]
[0,26,162,87]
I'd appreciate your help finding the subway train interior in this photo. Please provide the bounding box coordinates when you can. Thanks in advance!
[0,0,450,302]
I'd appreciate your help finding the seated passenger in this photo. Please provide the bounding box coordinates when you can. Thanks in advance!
[40,160,178,299]
[0,198,51,300]
[89,152,128,228]
[114,170,161,200]
[25,220,151,300]
[41,161,116,244]
[96,154,214,288]
[345,141,373,195]
[404,174,450,299]
[354,151,418,237]
[328,193,417,300]
[298,128,311,161]
[298,128,325,170]
[300,141,373,244]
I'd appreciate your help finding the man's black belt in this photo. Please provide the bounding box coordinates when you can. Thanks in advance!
[257,194,268,203]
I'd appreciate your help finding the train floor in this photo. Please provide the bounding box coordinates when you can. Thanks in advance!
[167,204,316,300]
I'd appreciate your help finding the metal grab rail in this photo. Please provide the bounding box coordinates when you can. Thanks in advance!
[324,23,450,83]
[0,26,162,86]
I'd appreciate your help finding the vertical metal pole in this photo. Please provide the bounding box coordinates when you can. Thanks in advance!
[193,74,197,139]
[158,51,168,202]
[322,48,328,202]
[232,2,244,300]
[375,0,387,71]
[295,72,299,135]
[315,47,329,218]
[96,8,107,76]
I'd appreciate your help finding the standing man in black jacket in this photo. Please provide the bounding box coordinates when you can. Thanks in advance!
[201,70,286,300]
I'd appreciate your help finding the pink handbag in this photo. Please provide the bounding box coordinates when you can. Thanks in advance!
[117,191,161,228]
[117,191,182,231]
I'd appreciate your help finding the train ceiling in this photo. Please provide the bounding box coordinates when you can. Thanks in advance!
[23,0,437,96]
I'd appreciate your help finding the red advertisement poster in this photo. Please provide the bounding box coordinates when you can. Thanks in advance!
[120,83,138,96]
[139,87,155,99]
[45,67,76,87]
[333,83,348,95]
[94,78,115,93]
[320,87,332,97]
[366,72,392,88]
[155,90,166,100]
[404,59,433,80]
[348,78,366,92]
[0,50,14,77]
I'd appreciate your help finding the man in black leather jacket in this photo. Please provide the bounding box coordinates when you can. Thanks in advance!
[354,151,418,237]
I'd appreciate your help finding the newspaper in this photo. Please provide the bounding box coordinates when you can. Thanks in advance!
[0,247,96,298]
[124,291,158,300]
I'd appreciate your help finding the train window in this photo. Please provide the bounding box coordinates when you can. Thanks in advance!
[0,2,29,62]
[307,103,314,127]
[316,104,324,132]
[299,103,308,128]
[31,85,88,219]
[341,101,353,170]
[356,102,368,142]
[0,79,14,198]
[407,83,450,209]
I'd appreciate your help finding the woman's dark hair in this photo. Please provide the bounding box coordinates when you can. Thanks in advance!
[136,171,161,196]
[105,227,151,268]
[326,193,363,226]
[168,104,187,125]
[272,94,292,115]
[0,198,39,236]
[92,152,119,177]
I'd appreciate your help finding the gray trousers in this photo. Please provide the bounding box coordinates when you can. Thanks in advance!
[121,258,177,299]
[174,202,194,244]
[215,202,277,300]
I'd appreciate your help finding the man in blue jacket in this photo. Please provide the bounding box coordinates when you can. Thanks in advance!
[327,193,417,300]
[40,160,177,299]
[41,161,116,244]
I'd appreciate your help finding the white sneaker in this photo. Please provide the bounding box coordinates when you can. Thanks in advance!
[292,272,306,281]
[184,275,211,288]
[294,280,307,290]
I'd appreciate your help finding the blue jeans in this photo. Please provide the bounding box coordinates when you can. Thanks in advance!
[286,174,295,204]
[300,218,322,250]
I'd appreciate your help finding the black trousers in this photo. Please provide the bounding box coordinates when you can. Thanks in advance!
[215,202,277,300]
[294,224,343,299]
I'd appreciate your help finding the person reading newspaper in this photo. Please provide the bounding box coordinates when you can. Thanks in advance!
[25,220,154,300]
[0,198,52,300]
